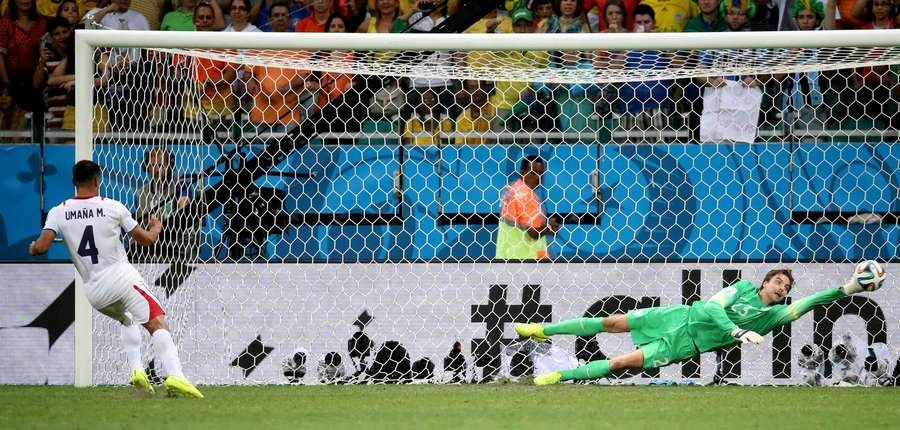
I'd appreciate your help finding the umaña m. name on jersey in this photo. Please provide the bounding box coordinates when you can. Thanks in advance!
[43,196,138,284]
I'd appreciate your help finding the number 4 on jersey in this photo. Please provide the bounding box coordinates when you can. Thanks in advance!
[78,225,99,264]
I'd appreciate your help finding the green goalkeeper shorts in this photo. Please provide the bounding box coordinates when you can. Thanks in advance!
[626,305,700,370]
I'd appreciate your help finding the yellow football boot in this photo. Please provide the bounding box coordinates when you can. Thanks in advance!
[164,376,204,399]
[131,369,155,394]
[514,322,550,343]
[533,371,562,386]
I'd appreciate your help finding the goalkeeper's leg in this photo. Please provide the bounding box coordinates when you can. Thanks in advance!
[515,315,629,342]
[534,349,645,385]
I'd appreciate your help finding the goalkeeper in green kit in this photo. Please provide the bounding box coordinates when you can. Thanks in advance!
[515,262,887,385]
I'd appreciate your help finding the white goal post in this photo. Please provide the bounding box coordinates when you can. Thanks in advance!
[73,29,900,387]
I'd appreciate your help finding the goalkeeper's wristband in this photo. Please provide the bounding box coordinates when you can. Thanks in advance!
[731,328,764,344]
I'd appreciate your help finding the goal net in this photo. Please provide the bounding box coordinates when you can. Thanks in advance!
[78,30,900,386]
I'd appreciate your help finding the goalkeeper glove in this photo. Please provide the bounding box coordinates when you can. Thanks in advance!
[842,260,887,295]
[731,328,764,344]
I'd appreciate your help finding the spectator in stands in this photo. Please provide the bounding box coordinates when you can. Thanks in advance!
[402,88,451,145]
[367,0,417,16]
[749,0,783,30]
[584,0,637,31]
[394,0,445,32]
[453,79,495,144]
[262,1,295,32]
[244,45,311,132]
[722,0,754,31]
[339,0,368,32]
[161,0,224,31]
[50,30,76,130]
[684,0,726,31]
[86,0,151,131]
[640,0,698,31]
[252,0,307,32]
[0,0,48,111]
[496,155,558,260]
[359,75,404,145]
[85,0,148,30]
[358,0,401,32]
[32,16,69,130]
[225,0,260,31]
[491,8,549,132]
[847,0,900,129]
[682,0,726,141]
[56,0,81,26]
[0,83,28,135]
[536,51,598,139]
[0,0,68,18]
[695,0,770,143]
[538,0,590,32]
[601,0,628,32]
[854,0,896,28]
[134,147,200,263]
[127,0,165,30]
[781,0,831,141]
[306,13,358,138]
[530,0,554,31]
[590,0,627,120]
[185,3,236,121]
[395,0,454,115]
[465,4,512,33]
[615,4,674,142]
[294,0,330,31]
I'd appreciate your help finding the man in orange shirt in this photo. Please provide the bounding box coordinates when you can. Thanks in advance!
[294,0,330,31]
[496,155,559,259]
[246,61,310,130]
[185,3,236,119]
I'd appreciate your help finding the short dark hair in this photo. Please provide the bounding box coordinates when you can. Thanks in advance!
[72,160,101,186]
[270,1,291,14]
[763,268,794,291]
[520,155,545,174]
[324,14,346,32]
[47,17,71,33]
[634,3,656,21]
[194,3,215,20]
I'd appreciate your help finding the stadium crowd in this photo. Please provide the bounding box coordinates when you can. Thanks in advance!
[0,0,898,143]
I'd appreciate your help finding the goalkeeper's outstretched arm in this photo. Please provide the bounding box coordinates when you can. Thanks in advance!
[773,263,887,326]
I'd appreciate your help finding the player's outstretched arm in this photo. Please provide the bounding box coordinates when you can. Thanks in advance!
[129,215,163,247]
[29,230,57,256]
[774,264,886,326]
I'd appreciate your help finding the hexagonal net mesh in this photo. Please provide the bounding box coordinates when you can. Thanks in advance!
[85,32,899,386]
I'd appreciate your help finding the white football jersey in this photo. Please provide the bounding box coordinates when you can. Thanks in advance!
[43,196,138,284]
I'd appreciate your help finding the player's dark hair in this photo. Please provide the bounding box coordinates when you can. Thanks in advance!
[520,155,545,175]
[72,160,101,186]
[762,268,794,291]
[634,3,656,21]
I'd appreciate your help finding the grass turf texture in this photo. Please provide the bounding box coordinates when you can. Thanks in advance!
[2,385,899,429]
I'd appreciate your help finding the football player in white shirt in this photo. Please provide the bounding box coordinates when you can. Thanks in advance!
[29,160,203,398]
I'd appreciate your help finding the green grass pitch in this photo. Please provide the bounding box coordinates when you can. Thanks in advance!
[2,384,899,429]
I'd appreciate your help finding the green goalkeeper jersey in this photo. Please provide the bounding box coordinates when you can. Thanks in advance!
[686,280,846,352]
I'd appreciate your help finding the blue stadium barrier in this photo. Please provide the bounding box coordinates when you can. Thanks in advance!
[1,143,897,262]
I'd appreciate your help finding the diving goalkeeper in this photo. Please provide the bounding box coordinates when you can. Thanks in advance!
[515,264,887,385]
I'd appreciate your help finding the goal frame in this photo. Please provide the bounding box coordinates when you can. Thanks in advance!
[72,28,900,386]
